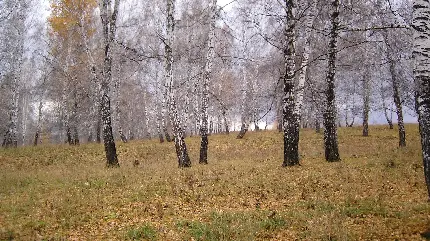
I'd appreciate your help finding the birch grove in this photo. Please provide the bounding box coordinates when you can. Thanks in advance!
[1,0,429,196]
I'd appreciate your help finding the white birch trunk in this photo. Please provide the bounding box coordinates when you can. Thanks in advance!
[362,69,370,136]
[282,0,299,166]
[294,0,317,122]
[99,0,120,167]
[412,0,430,199]
[323,0,341,162]
[199,0,217,164]
[165,0,191,167]
[34,99,43,146]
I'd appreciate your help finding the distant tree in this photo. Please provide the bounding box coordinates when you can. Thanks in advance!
[362,69,371,137]
[49,0,99,145]
[381,29,406,147]
[412,0,430,199]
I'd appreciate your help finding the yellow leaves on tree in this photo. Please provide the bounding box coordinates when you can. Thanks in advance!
[48,0,97,40]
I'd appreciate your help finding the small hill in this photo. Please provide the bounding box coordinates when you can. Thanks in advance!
[0,125,429,240]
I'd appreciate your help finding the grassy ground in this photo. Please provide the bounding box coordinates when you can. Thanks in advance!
[0,125,429,240]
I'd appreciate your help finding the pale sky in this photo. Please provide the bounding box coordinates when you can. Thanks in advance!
[217,0,235,11]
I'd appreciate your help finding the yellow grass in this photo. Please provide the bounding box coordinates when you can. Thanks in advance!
[0,124,429,240]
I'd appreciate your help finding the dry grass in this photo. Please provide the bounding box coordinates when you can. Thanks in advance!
[0,124,429,240]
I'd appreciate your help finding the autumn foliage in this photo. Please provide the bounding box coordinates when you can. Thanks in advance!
[48,0,97,39]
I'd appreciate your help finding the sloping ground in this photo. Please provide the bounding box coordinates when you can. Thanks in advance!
[0,125,429,240]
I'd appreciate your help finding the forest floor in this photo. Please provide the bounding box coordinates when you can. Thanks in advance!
[0,125,429,240]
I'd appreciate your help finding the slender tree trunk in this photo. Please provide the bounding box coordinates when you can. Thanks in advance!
[199,0,216,165]
[323,0,341,162]
[282,0,300,167]
[34,100,43,146]
[362,70,370,136]
[392,76,406,147]
[157,116,164,143]
[193,81,201,138]
[316,118,321,133]
[413,0,430,199]
[381,83,394,129]
[113,61,127,143]
[222,110,229,134]
[143,91,151,139]
[62,85,72,145]
[79,14,101,143]
[237,124,248,139]
[294,0,317,123]
[128,129,134,141]
[165,0,190,168]
[100,0,120,167]
[156,85,165,143]
[72,86,79,145]
[382,31,406,147]
[4,74,19,148]
[161,97,172,142]
[96,106,102,143]
[237,28,251,139]
[21,93,29,145]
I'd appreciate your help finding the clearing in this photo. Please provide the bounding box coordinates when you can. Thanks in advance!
[0,125,429,240]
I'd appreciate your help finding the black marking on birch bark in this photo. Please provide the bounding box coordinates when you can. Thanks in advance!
[323,0,341,162]
[413,0,430,199]
[282,0,300,167]
[100,0,120,168]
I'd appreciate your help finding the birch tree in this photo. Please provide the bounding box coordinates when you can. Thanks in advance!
[164,0,191,168]
[200,0,217,165]
[282,0,299,166]
[323,0,341,162]
[362,69,371,137]
[412,0,430,199]
[99,0,120,167]
[294,0,317,123]
[381,30,407,147]
[1,0,27,148]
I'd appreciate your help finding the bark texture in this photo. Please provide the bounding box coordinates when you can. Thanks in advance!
[413,0,430,199]
[199,0,217,165]
[323,0,341,162]
[100,0,120,167]
[362,70,370,137]
[382,30,406,147]
[282,0,299,167]
[34,101,42,146]
[165,0,191,168]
